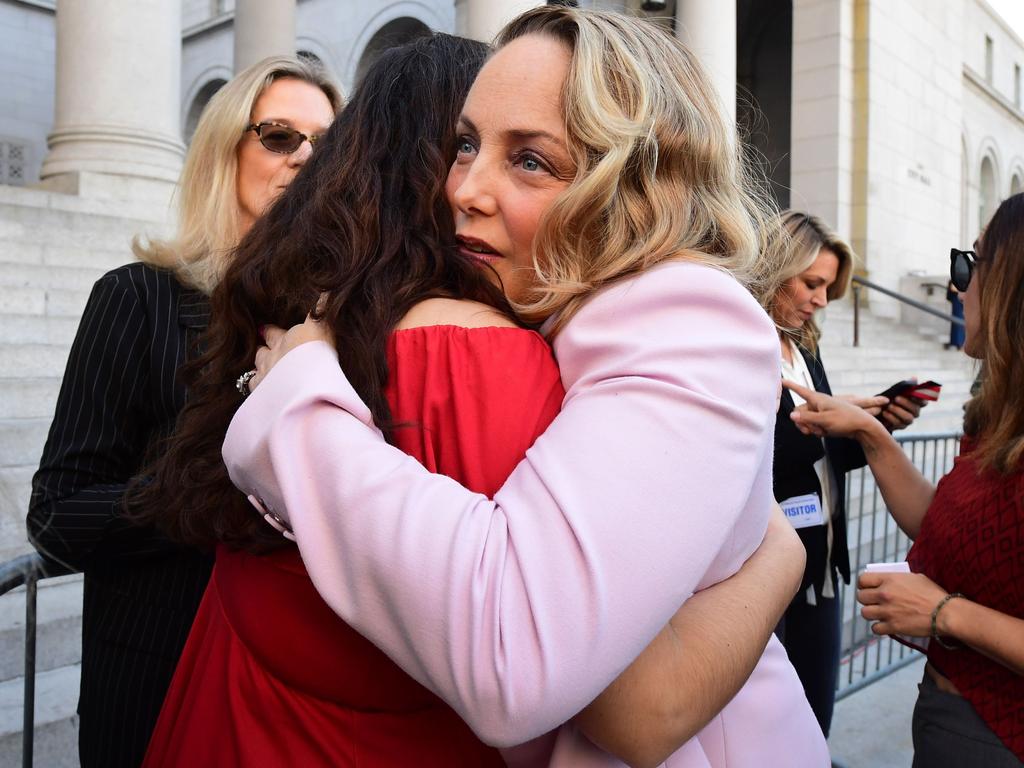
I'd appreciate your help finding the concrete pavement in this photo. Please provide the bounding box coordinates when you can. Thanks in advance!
[829,657,925,767]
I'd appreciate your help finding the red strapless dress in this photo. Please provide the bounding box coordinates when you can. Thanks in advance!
[143,326,565,767]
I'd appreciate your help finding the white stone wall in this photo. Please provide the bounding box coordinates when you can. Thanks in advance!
[858,0,964,315]
[3,0,1024,287]
[180,0,454,128]
[789,0,856,237]
[183,0,235,30]
[961,0,1024,241]
[0,1,55,185]
[965,0,1024,106]
[183,0,212,29]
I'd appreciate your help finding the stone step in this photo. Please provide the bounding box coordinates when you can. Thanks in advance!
[0,263,108,294]
[0,241,131,272]
[0,575,83,681]
[816,295,975,434]
[0,285,91,318]
[819,328,943,353]
[0,193,162,259]
[0,663,79,768]
[0,465,36,561]
[0,378,63,419]
[0,419,50,469]
[0,315,80,346]
[0,175,173,227]
[0,345,71,380]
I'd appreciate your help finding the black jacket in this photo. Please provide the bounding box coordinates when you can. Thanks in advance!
[774,346,867,595]
[27,263,213,768]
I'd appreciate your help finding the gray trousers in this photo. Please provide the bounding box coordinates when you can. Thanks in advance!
[911,671,1022,768]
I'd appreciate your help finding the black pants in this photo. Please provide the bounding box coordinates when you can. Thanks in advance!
[912,671,1023,767]
[776,588,840,738]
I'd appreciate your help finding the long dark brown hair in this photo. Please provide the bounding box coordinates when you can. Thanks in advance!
[128,34,508,551]
[963,192,1024,474]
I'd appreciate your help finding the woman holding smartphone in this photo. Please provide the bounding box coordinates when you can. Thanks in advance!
[768,210,924,736]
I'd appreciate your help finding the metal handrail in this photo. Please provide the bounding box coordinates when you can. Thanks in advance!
[835,429,962,701]
[1,552,74,768]
[850,275,964,347]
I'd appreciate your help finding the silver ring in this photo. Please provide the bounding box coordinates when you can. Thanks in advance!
[235,369,257,397]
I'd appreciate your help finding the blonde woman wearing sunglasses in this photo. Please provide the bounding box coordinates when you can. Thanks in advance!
[26,55,340,768]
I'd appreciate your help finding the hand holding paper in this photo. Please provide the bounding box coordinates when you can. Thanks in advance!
[858,564,950,651]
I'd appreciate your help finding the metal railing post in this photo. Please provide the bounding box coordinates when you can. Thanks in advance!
[23,575,37,768]
[836,431,961,701]
[849,276,964,349]
[0,553,74,768]
[852,283,861,347]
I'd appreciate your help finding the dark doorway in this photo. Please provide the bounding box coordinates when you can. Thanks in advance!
[737,0,792,208]
[185,79,228,145]
[356,18,432,84]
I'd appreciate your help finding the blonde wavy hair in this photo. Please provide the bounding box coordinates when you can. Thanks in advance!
[133,56,342,294]
[767,210,856,353]
[494,6,783,332]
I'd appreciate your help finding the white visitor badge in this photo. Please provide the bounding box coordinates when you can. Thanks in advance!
[780,493,825,529]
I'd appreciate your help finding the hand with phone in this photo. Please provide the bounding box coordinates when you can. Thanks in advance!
[784,381,889,440]
[875,379,940,432]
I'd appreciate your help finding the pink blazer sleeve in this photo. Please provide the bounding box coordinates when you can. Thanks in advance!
[223,261,780,747]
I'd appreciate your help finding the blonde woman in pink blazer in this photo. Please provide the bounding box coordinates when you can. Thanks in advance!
[225,8,829,767]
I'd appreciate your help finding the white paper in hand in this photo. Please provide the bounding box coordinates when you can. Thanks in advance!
[863,562,929,652]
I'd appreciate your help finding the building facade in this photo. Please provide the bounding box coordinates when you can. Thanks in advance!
[2,0,1021,297]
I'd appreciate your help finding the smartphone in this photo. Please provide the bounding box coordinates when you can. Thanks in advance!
[876,379,942,402]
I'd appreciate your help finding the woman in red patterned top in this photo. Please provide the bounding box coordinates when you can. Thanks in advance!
[784,192,1024,766]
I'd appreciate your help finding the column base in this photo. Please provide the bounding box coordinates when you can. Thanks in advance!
[35,171,177,211]
[41,124,185,186]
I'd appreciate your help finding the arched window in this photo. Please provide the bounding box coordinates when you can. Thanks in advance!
[185,79,228,145]
[1011,172,1023,197]
[979,155,998,228]
[355,18,431,84]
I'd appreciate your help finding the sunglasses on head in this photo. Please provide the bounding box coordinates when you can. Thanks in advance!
[245,122,321,154]
[949,247,980,292]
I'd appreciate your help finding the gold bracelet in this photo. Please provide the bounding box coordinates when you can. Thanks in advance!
[930,592,965,650]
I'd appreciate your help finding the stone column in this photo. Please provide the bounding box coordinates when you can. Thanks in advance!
[675,0,737,122]
[234,0,297,74]
[40,0,184,192]
[459,0,544,44]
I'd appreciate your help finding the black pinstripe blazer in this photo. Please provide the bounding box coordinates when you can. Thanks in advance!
[28,262,213,768]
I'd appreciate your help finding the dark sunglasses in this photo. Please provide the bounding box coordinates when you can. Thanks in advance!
[245,122,321,154]
[949,247,979,292]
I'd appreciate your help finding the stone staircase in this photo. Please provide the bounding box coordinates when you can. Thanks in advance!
[818,296,977,435]
[0,182,170,766]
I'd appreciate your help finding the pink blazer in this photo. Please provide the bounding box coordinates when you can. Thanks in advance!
[223,261,829,767]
